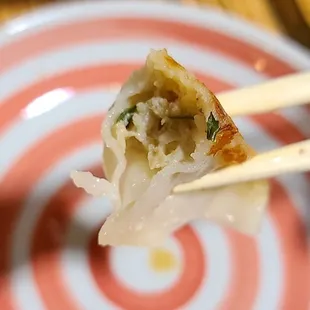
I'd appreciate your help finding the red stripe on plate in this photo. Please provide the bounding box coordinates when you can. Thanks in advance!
[31,165,103,310]
[0,18,296,77]
[269,180,310,310]
[221,180,309,310]
[220,233,259,310]
[0,115,103,310]
[89,225,205,310]
[251,113,305,144]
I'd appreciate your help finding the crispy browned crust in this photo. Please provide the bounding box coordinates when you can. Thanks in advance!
[208,93,254,165]
[147,49,255,166]
[165,53,186,71]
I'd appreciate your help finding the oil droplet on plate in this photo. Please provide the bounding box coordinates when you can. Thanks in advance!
[149,248,178,272]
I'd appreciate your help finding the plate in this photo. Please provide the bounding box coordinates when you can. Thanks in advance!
[0,1,309,310]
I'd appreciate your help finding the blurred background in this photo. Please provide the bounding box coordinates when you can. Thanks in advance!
[0,0,310,48]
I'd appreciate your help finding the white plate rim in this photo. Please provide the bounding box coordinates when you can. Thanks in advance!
[0,0,309,70]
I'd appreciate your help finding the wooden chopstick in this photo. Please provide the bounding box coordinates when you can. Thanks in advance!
[218,71,310,117]
[174,139,310,193]
[173,72,310,193]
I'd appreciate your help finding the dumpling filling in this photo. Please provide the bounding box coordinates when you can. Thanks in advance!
[71,49,269,246]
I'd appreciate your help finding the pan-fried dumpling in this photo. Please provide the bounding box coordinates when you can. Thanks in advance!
[71,49,269,246]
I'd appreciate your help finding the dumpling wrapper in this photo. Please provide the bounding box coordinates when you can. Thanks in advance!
[71,49,269,246]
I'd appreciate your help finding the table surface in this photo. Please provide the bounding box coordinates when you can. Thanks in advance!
[0,0,310,48]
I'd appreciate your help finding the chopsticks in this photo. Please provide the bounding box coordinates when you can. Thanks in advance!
[174,140,310,193]
[218,71,310,116]
[173,71,310,193]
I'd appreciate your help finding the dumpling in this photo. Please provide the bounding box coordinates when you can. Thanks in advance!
[71,49,269,246]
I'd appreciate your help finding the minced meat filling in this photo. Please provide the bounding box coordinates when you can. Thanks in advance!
[115,95,201,170]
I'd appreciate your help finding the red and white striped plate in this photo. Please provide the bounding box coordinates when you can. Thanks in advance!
[0,1,309,310]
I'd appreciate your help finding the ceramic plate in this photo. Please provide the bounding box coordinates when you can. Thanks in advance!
[0,1,309,310]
